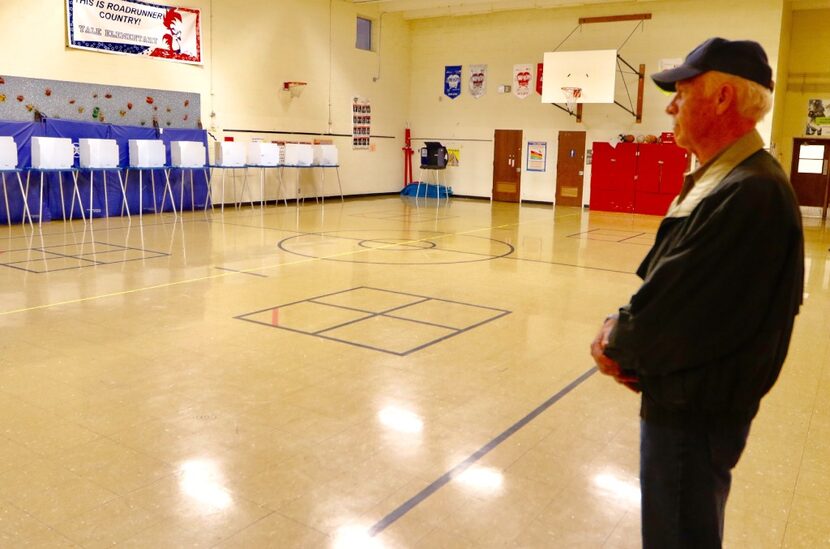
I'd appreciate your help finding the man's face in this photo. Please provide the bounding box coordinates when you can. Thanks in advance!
[666,76,715,154]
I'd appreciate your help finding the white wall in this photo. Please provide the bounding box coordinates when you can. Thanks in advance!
[408,0,785,204]
[0,0,411,200]
[0,0,808,206]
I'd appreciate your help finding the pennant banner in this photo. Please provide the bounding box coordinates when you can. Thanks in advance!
[469,64,487,99]
[536,63,544,96]
[445,66,462,99]
[513,64,533,99]
[66,0,202,65]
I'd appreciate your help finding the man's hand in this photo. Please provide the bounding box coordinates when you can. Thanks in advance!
[591,315,620,376]
[591,315,641,393]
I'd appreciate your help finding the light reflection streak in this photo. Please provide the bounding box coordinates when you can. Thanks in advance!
[593,472,640,505]
[332,525,384,549]
[456,466,504,492]
[179,459,233,510]
[378,406,424,434]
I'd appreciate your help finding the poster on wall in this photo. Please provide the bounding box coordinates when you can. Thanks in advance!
[447,148,460,167]
[536,63,544,96]
[469,65,487,99]
[352,97,371,150]
[513,64,532,99]
[806,98,830,136]
[444,66,462,99]
[66,0,202,65]
[527,141,546,172]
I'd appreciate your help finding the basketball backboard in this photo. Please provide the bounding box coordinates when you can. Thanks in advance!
[541,49,617,104]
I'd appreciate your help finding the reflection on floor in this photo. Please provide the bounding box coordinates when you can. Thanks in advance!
[0,196,827,547]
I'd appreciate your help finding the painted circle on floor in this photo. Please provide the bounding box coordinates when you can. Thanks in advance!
[357,238,437,251]
[278,229,514,265]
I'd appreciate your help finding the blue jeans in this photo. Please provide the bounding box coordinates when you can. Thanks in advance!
[640,418,751,549]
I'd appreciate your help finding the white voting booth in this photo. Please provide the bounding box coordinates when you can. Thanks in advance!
[129,140,166,168]
[171,141,206,168]
[77,138,129,220]
[31,137,74,169]
[169,141,208,213]
[0,136,18,169]
[29,137,80,223]
[242,142,283,207]
[246,142,281,166]
[0,137,31,226]
[313,144,338,166]
[79,138,119,168]
[210,142,247,212]
[215,142,246,167]
[126,139,172,217]
[283,143,313,166]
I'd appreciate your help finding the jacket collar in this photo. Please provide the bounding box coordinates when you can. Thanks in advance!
[665,129,765,219]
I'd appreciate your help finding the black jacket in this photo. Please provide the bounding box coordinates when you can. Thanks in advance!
[604,150,804,427]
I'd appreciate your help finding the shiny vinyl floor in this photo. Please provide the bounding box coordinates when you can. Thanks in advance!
[0,196,828,548]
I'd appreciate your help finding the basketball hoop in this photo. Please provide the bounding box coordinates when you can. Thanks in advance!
[283,81,307,98]
[561,86,582,114]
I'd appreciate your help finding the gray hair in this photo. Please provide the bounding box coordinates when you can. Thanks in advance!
[703,71,772,123]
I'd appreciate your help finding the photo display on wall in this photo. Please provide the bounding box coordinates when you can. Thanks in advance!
[352,97,371,150]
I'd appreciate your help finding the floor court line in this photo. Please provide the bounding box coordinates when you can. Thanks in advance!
[368,365,598,536]
[0,210,616,317]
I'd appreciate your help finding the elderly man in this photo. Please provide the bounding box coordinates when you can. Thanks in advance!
[591,38,804,548]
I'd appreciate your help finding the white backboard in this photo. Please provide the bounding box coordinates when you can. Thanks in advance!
[541,49,617,104]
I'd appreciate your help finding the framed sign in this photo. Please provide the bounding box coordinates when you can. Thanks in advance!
[527,141,547,172]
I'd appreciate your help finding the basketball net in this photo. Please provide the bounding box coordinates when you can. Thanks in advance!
[561,86,582,114]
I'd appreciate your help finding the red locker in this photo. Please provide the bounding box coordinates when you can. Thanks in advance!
[590,142,637,213]
[590,141,688,215]
[657,144,688,195]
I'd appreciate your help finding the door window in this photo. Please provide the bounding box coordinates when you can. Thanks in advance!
[797,144,825,174]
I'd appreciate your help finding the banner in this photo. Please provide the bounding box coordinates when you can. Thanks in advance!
[513,64,532,99]
[536,63,544,96]
[444,66,462,99]
[469,64,487,99]
[66,0,202,65]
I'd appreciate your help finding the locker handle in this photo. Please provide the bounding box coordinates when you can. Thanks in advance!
[824,159,828,176]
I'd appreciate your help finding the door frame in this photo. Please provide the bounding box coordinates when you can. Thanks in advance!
[791,136,830,219]
[555,130,586,207]
[491,129,523,203]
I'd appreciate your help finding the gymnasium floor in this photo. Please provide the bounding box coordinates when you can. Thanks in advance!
[0,195,827,548]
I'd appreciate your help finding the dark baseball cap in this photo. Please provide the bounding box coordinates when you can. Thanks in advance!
[651,37,774,92]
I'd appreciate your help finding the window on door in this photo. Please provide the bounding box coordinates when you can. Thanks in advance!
[797,144,825,174]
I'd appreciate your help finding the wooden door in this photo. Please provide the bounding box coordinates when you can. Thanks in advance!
[791,137,830,219]
[556,131,586,206]
[492,129,523,202]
